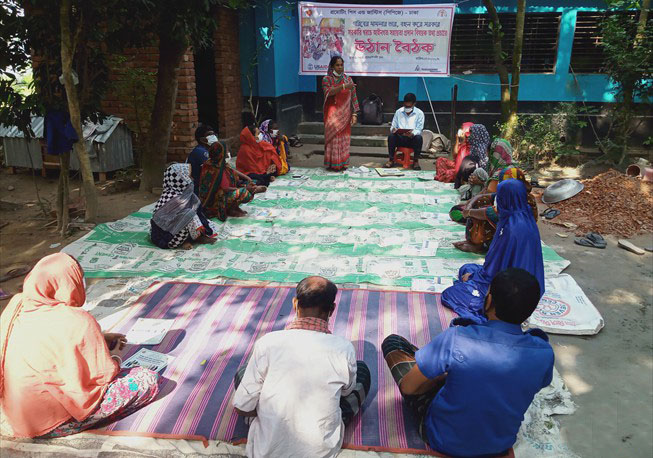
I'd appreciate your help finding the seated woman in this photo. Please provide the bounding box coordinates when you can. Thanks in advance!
[237,123,283,187]
[259,119,290,175]
[200,141,266,220]
[449,138,514,224]
[441,179,545,323]
[453,167,538,254]
[150,163,217,250]
[0,253,159,438]
[435,121,473,183]
[449,167,489,223]
[454,123,491,189]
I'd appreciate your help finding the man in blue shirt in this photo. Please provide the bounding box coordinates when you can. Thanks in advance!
[385,93,425,170]
[383,268,554,457]
[186,124,218,195]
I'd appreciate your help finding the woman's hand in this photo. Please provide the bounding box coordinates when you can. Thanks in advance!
[462,273,472,282]
[345,82,356,90]
[104,333,127,352]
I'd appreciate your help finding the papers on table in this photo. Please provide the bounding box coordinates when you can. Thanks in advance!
[411,277,455,293]
[121,348,173,373]
[126,318,174,345]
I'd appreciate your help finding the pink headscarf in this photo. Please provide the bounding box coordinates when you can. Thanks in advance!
[0,253,118,437]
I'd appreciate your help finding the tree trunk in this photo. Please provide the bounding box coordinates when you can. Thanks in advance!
[483,0,511,123]
[140,25,188,192]
[57,151,70,235]
[636,0,650,45]
[60,0,98,222]
[504,0,527,140]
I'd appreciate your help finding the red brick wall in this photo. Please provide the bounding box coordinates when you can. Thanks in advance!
[214,7,244,143]
[102,46,198,163]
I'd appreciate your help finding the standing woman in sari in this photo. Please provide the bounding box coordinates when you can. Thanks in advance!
[322,56,360,171]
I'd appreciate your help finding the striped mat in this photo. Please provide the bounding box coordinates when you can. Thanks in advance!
[102,282,457,454]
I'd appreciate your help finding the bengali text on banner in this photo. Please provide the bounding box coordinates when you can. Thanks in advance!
[298,2,455,77]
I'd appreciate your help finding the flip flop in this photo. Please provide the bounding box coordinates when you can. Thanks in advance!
[574,232,607,249]
[618,239,646,255]
[586,232,607,248]
[0,266,32,283]
[540,208,561,220]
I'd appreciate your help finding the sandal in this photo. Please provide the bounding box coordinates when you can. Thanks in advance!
[0,266,32,283]
[574,232,607,249]
[540,208,560,220]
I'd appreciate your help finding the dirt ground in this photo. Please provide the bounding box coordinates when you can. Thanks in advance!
[1,151,652,457]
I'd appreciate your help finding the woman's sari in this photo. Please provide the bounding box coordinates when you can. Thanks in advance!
[442,179,545,323]
[200,141,253,221]
[435,121,474,183]
[322,72,359,170]
[237,127,282,176]
[260,119,290,175]
[461,167,538,248]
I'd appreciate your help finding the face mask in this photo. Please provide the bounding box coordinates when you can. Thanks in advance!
[332,70,342,77]
[271,129,279,137]
[404,107,413,114]
[206,135,218,146]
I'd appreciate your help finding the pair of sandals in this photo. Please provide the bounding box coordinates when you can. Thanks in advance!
[383,160,421,170]
[574,232,607,249]
[540,208,560,220]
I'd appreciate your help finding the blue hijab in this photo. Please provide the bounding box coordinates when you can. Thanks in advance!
[442,179,545,322]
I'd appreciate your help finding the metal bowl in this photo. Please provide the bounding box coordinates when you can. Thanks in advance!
[542,179,584,204]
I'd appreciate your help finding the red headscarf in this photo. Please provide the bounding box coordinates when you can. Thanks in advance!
[0,253,118,437]
[236,126,282,176]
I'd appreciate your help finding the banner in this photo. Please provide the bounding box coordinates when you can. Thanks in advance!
[298,2,455,77]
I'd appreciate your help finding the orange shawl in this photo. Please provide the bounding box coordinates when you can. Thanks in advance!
[0,253,119,438]
[236,126,282,176]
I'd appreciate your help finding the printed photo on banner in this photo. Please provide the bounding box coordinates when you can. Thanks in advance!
[298,2,455,77]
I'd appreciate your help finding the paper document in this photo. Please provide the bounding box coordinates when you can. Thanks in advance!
[122,348,173,372]
[401,240,439,257]
[375,168,404,177]
[411,277,455,293]
[126,318,174,345]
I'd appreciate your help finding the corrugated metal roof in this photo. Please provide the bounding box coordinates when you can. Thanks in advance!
[0,116,124,144]
[0,117,44,138]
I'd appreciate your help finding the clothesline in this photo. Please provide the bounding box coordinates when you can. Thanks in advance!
[449,75,521,87]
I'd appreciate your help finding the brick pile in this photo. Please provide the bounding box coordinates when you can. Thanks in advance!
[547,170,653,238]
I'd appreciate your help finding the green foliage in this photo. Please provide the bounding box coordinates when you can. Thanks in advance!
[599,0,652,163]
[496,103,590,168]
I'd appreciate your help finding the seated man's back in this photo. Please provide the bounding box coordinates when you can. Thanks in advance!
[233,276,370,458]
[235,328,356,457]
[417,319,553,456]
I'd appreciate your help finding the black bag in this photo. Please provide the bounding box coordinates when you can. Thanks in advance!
[360,94,384,125]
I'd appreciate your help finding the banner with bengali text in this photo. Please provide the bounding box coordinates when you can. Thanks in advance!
[298,2,455,77]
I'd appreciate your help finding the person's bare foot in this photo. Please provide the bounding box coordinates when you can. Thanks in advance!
[383,160,395,168]
[454,241,486,254]
[253,186,267,194]
[196,234,216,245]
[181,241,193,250]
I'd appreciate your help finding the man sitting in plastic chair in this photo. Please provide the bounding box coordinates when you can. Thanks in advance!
[385,92,425,170]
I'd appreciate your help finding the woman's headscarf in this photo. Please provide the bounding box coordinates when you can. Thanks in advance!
[154,163,195,213]
[489,138,513,175]
[492,166,532,192]
[468,124,491,170]
[259,119,273,144]
[0,253,118,437]
[236,126,282,176]
[481,179,545,295]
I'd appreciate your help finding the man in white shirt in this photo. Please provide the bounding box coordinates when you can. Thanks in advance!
[233,276,371,458]
[385,93,425,170]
